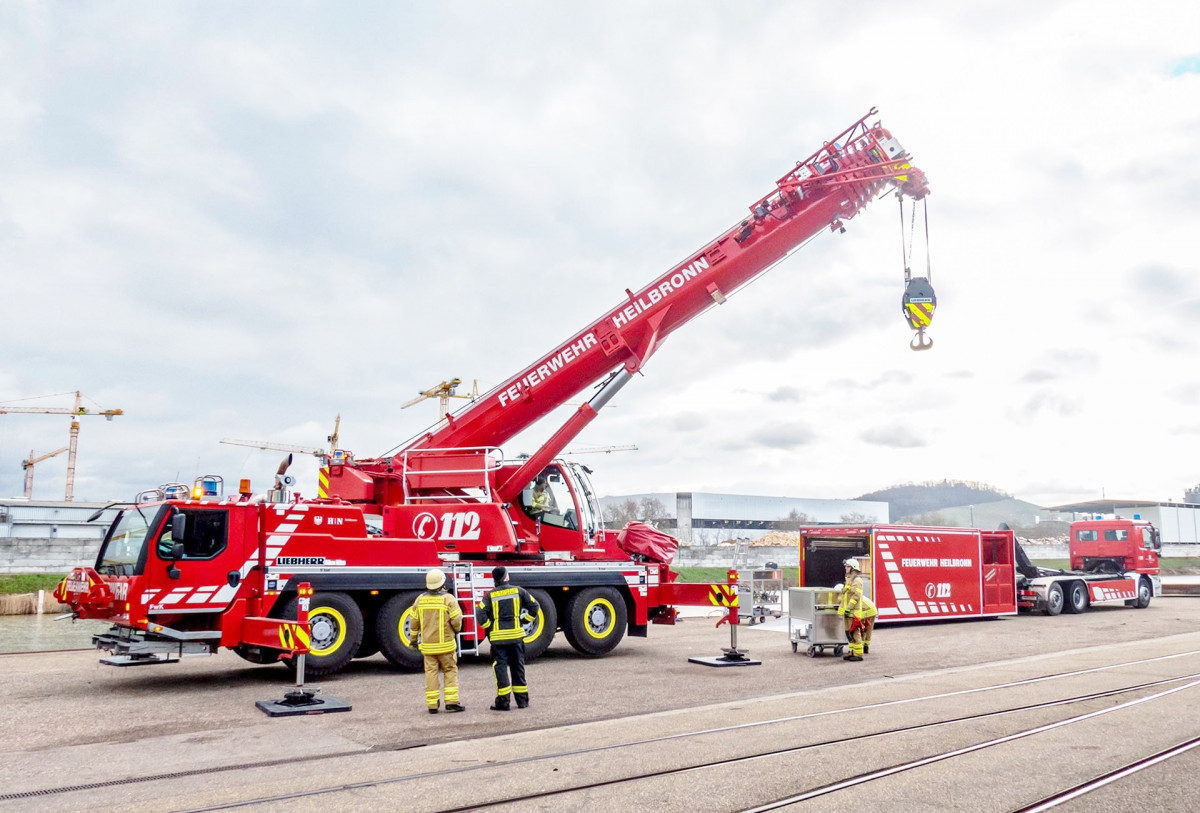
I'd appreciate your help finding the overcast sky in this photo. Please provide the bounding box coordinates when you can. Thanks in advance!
[2,1,1198,509]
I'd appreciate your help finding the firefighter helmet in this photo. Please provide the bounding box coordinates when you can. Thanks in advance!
[843,558,860,571]
[426,568,447,590]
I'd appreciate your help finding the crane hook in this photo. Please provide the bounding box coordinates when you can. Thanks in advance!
[910,327,933,351]
[902,275,936,351]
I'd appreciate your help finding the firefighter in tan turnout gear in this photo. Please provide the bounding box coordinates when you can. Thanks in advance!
[413,568,465,713]
[838,558,877,662]
[477,566,540,710]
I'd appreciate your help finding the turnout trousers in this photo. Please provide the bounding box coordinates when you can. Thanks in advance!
[423,651,459,709]
[490,640,527,709]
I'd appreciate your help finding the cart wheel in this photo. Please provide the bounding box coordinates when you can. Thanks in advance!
[834,645,845,657]
[806,645,818,658]
[792,642,798,653]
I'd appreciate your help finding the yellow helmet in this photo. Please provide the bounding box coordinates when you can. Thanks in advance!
[426,568,447,590]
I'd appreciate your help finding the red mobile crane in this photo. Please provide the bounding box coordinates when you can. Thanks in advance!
[58,110,931,676]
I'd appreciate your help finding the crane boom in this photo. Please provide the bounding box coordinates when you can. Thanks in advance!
[405,110,923,460]
[329,110,928,508]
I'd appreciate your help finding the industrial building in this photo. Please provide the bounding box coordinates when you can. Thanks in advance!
[598,492,889,545]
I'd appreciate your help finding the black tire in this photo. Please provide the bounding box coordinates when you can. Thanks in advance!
[377,591,424,669]
[282,591,363,677]
[1134,577,1153,609]
[1065,581,1089,614]
[1044,583,1064,616]
[522,588,558,661]
[563,586,627,657]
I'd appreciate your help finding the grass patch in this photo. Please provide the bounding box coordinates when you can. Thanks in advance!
[0,574,65,595]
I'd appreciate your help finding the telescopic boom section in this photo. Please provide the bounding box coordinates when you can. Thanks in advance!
[333,110,927,506]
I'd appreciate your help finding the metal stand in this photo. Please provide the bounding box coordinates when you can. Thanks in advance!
[256,653,352,717]
[689,616,762,668]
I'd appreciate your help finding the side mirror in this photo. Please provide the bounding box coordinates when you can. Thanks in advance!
[171,543,186,561]
[168,565,181,580]
[171,512,187,541]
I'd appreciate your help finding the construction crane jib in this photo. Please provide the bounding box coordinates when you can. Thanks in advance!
[0,391,123,501]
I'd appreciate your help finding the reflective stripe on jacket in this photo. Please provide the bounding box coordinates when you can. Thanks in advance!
[414,590,463,654]
[478,585,539,643]
[840,573,877,619]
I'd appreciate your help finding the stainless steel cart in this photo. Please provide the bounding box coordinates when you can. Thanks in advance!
[788,587,846,657]
[738,567,785,624]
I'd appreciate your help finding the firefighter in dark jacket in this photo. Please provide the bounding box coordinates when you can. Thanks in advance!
[477,566,540,710]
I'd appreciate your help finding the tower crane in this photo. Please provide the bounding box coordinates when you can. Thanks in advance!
[21,446,70,499]
[401,379,479,422]
[220,415,344,459]
[220,438,325,458]
[0,391,123,501]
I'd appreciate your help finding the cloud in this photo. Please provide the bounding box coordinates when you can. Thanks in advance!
[747,423,815,450]
[860,426,926,449]
[766,386,804,403]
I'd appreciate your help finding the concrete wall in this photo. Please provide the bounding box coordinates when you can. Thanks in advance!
[1,499,116,574]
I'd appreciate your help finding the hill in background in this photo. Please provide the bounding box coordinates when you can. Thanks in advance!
[856,480,1013,523]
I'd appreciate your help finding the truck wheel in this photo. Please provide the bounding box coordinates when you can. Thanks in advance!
[1134,577,1153,609]
[1065,581,1089,614]
[522,588,558,661]
[562,587,626,657]
[377,591,424,669]
[282,591,363,677]
[1043,583,1064,616]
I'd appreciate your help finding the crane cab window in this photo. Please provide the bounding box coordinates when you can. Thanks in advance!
[520,469,578,531]
[1076,529,1098,542]
[1104,529,1128,541]
[157,509,229,560]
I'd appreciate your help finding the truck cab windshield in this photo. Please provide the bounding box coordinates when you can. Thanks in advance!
[98,505,164,576]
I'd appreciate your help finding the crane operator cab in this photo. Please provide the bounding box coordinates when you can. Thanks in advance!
[519,463,604,553]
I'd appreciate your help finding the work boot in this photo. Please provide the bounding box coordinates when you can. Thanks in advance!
[428,707,438,714]
[515,696,529,709]
[489,700,511,711]
[864,645,870,655]
[445,703,465,713]
[844,654,863,662]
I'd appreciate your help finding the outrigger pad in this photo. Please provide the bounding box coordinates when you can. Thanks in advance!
[256,690,352,717]
[688,648,762,668]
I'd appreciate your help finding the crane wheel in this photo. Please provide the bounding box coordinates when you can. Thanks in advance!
[377,591,424,669]
[562,586,627,657]
[521,588,558,661]
[282,591,363,677]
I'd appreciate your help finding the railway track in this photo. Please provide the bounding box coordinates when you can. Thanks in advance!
[6,651,1199,811]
